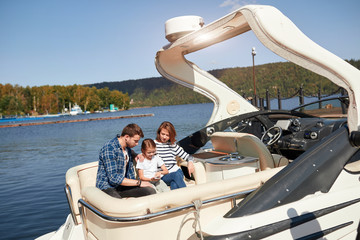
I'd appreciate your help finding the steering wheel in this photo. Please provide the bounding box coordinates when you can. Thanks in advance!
[261,126,282,146]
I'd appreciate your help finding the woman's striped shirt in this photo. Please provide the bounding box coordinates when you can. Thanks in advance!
[154,140,193,173]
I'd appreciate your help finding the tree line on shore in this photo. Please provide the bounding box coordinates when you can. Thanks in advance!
[0,84,129,116]
[1,59,359,116]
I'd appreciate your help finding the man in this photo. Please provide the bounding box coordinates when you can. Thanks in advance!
[96,123,156,198]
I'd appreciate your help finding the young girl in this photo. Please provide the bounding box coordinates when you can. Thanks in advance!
[136,138,169,193]
[155,121,194,190]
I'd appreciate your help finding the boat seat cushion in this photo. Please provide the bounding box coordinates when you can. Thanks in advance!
[78,165,98,190]
[66,161,99,223]
[66,160,207,222]
[211,132,237,153]
[81,167,283,217]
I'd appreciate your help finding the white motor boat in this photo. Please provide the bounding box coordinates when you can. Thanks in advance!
[69,104,83,116]
[37,5,360,240]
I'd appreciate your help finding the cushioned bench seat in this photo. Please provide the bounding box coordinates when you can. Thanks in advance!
[80,167,283,217]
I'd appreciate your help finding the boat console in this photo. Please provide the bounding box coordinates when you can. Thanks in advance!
[272,118,347,159]
[193,152,259,182]
[191,131,290,182]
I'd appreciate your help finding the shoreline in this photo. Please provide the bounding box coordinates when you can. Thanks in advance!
[0,113,154,128]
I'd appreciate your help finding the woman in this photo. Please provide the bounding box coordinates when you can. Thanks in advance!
[154,121,194,189]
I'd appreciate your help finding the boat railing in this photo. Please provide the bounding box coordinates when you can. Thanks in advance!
[78,188,256,222]
[65,184,79,225]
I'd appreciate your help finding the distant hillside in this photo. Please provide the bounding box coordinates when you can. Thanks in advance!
[86,77,174,96]
[87,59,360,107]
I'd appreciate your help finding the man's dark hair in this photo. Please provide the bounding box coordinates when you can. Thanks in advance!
[121,123,144,138]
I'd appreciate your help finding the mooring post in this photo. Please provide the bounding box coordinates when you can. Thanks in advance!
[299,85,304,106]
[259,97,264,110]
[277,89,282,110]
[266,89,270,110]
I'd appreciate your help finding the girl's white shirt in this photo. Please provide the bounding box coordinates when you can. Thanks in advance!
[136,154,165,179]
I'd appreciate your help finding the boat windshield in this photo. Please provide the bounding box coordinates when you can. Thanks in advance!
[290,96,348,118]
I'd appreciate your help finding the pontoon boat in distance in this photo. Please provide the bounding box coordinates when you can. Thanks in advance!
[37,5,360,240]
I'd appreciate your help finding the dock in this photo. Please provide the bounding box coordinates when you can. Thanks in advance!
[0,113,154,128]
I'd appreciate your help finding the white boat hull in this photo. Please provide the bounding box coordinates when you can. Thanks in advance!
[199,170,360,239]
[35,215,84,240]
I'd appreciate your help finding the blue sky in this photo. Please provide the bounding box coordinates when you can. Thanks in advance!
[1,0,359,87]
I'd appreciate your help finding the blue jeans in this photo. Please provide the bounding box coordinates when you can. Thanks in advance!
[161,169,186,190]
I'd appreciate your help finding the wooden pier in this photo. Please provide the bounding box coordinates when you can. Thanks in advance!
[0,113,154,128]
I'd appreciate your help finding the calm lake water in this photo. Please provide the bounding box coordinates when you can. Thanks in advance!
[0,97,318,240]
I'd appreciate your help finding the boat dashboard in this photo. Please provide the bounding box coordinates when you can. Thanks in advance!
[270,117,347,159]
[228,111,347,160]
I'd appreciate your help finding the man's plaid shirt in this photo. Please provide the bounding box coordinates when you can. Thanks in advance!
[96,137,136,190]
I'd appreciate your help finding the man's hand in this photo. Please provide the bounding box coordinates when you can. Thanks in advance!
[136,153,145,162]
[140,181,153,188]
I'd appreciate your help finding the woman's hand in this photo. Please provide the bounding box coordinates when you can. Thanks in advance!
[187,161,195,176]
